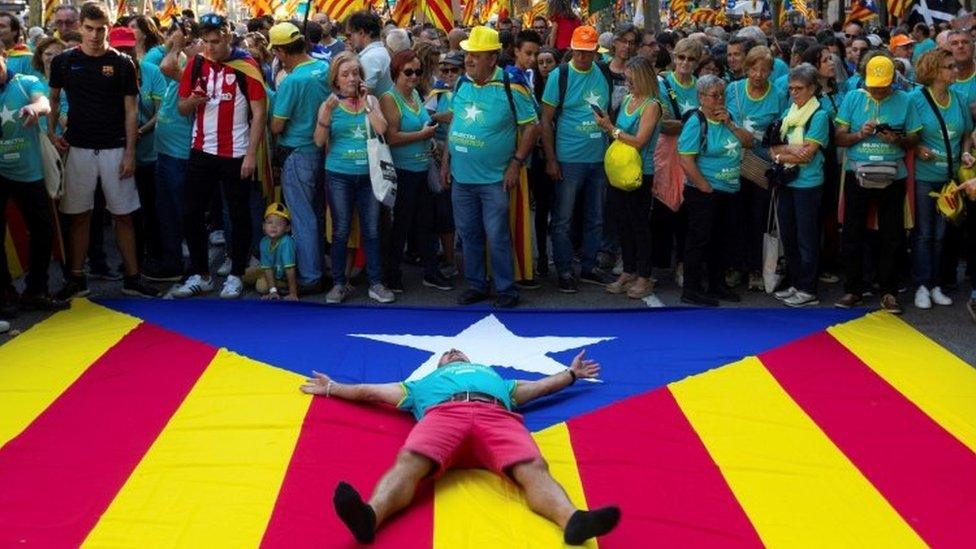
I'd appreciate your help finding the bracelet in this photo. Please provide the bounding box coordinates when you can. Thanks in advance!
[512,155,526,166]
[326,381,333,397]
[612,128,622,140]
[317,120,331,128]
[567,369,577,384]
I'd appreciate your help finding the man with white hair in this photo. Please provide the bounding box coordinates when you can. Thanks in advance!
[385,27,411,54]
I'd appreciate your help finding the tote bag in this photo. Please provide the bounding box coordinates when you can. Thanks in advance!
[652,133,684,211]
[364,108,397,208]
[762,189,785,293]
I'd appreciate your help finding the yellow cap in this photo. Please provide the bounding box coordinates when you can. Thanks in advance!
[460,26,502,52]
[265,202,291,221]
[865,56,894,87]
[604,140,642,191]
[269,22,302,47]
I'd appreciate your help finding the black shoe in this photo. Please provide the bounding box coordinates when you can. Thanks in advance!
[333,482,376,544]
[143,266,183,282]
[121,276,161,298]
[493,294,519,308]
[55,277,90,301]
[564,506,621,545]
[681,290,719,307]
[422,273,454,291]
[557,275,579,293]
[89,264,123,281]
[457,289,489,305]
[708,285,741,303]
[515,278,541,290]
[579,269,612,286]
[20,293,70,311]
[298,280,325,296]
[536,262,549,278]
[385,277,405,293]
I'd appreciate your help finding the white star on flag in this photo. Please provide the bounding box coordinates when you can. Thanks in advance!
[462,103,482,122]
[0,105,17,126]
[349,314,615,381]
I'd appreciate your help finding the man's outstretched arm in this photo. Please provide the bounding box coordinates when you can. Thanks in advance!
[301,371,405,407]
[512,350,601,407]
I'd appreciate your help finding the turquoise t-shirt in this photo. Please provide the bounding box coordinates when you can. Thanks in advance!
[143,45,166,67]
[844,73,864,93]
[385,88,431,172]
[35,75,68,136]
[615,95,661,175]
[449,67,537,184]
[259,234,296,280]
[136,61,166,166]
[325,103,370,175]
[431,89,451,141]
[950,70,976,118]
[272,58,330,153]
[836,88,921,179]
[678,112,743,192]
[155,59,193,160]
[781,106,830,189]
[6,54,42,80]
[772,57,790,83]
[913,38,937,63]
[659,71,698,120]
[0,74,46,182]
[541,61,612,163]
[909,87,973,183]
[726,79,787,159]
[818,89,844,119]
[397,362,519,421]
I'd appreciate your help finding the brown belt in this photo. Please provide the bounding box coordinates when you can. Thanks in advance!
[446,391,505,407]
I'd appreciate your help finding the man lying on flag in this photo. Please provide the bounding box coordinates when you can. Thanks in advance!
[300,348,621,545]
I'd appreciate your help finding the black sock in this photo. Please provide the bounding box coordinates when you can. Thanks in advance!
[564,506,621,545]
[333,481,377,544]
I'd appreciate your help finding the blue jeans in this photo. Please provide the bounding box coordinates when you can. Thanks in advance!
[452,181,516,296]
[281,149,325,286]
[552,162,605,276]
[327,171,380,286]
[154,153,187,273]
[777,185,822,294]
[912,179,947,288]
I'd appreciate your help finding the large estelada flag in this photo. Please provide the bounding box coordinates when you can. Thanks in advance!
[1,299,974,546]
[907,0,962,25]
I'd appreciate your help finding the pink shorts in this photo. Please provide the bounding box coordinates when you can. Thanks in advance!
[403,401,542,476]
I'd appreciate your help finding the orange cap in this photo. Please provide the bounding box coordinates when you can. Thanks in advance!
[889,34,916,53]
[571,26,599,51]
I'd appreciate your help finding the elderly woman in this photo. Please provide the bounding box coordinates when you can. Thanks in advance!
[677,75,754,306]
[769,64,832,307]
[726,45,789,291]
[595,56,662,299]
[379,49,451,293]
[314,52,392,304]
[908,49,974,309]
[834,55,921,313]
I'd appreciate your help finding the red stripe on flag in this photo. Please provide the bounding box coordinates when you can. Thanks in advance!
[261,397,432,548]
[568,388,763,547]
[759,332,976,547]
[0,323,218,547]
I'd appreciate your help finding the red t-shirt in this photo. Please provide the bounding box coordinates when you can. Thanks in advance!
[551,15,581,51]
[178,56,266,159]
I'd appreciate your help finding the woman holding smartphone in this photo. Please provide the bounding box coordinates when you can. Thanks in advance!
[314,52,392,305]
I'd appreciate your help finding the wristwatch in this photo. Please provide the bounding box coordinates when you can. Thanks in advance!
[512,155,526,166]
[612,128,622,140]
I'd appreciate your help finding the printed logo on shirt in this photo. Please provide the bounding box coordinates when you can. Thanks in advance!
[461,102,484,123]
[225,73,236,86]
[102,65,114,77]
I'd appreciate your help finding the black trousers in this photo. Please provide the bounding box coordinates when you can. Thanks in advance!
[682,186,739,293]
[528,156,554,268]
[0,177,54,295]
[382,169,439,281]
[183,150,251,277]
[736,177,769,273]
[841,174,905,296]
[650,197,686,269]
[607,176,653,278]
[133,162,161,269]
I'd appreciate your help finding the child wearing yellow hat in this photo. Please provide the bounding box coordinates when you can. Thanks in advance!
[246,203,299,300]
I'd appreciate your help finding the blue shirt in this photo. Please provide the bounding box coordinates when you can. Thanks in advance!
[5,52,42,80]
[541,61,612,163]
[659,71,698,119]
[397,362,518,421]
[449,67,537,184]
[360,41,393,97]
[385,88,431,172]
[326,103,370,175]
[726,79,787,159]
[154,59,193,160]
[143,45,166,67]
[782,106,830,189]
[136,61,166,165]
[615,96,661,175]
[678,112,743,193]
[950,70,976,117]
[772,57,790,83]
[259,234,297,280]
[913,38,937,63]
[836,89,921,179]
[909,87,973,183]
[0,74,46,182]
[272,58,330,153]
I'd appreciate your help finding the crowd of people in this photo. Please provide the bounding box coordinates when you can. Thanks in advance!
[2,1,976,322]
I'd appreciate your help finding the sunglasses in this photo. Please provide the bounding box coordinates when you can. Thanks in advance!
[675,54,698,62]
[401,68,422,77]
[440,66,460,74]
[941,63,958,70]
[532,25,546,31]
[200,13,226,28]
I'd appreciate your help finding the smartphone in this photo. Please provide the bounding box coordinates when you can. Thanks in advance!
[426,120,438,127]
[589,103,605,117]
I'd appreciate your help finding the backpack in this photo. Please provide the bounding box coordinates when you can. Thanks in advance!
[454,70,520,146]
[659,73,697,123]
[554,60,615,124]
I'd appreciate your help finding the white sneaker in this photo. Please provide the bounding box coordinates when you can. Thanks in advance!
[326,284,350,304]
[369,283,396,303]
[217,256,232,277]
[930,286,953,306]
[209,230,226,246]
[784,290,819,307]
[171,274,214,298]
[774,286,797,301]
[675,263,684,288]
[0,319,9,334]
[181,242,190,259]
[220,275,243,299]
[914,286,932,310]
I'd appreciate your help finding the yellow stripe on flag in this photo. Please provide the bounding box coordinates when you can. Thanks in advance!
[670,357,925,547]
[0,299,140,448]
[83,350,310,547]
[829,312,976,454]
[433,422,596,548]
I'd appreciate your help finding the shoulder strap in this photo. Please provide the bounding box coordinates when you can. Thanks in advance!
[696,109,708,152]
[502,71,519,147]
[555,62,568,123]
[920,87,955,181]
[595,61,615,119]
[659,74,681,119]
[190,54,204,87]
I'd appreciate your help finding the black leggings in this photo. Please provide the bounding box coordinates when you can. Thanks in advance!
[607,176,653,277]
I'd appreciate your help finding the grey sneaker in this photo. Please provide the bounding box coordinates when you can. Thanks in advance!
[326,284,350,304]
[368,283,395,304]
[784,291,819,308]
[774,287,797,301]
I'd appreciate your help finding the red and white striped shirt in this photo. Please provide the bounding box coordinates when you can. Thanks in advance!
[178,57,266,158]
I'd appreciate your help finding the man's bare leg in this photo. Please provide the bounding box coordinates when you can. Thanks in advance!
[510,458,621,545]
[334,450,434,543]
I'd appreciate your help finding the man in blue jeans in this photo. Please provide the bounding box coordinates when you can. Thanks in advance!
[540,26,614,293]
[441,26,539,308]
[269,22,330,294]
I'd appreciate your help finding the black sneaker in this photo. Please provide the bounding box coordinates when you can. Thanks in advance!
[536,262,549,278]
[385,277,405,293]
[298,280,326,296]
[515,278,541,290]
[1,286,19,318]
[55,277,90,301]
[422,273,454,291]
[681,290,719,307]
[457,289,488,305]
[557,275,579,294]
[579,269,612,286]
[20,293,70,311]
[143,266,183,282]
[708,285,741,303]
[89,264,123,281]
[122,276,161,298]
[493,294,520,308]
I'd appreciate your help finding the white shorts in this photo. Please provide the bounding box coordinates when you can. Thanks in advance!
[60,147,140,215]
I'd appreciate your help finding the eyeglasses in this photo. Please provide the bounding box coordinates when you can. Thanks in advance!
[641,41,657,48]
[616,38,636,46]
[675,54,698,62]
[199,13,226,28]
[788,85,810,93]
[532,25,547,31]
[703,92,725,99]
[845,33,858,39]
[401,68,422,77]
[440,66,460,74]
[941,63,958,70]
